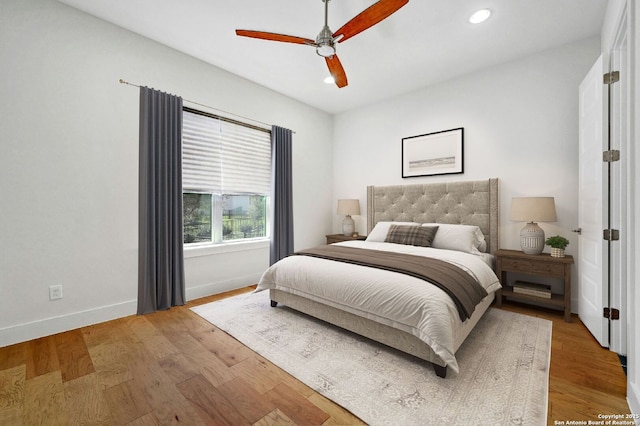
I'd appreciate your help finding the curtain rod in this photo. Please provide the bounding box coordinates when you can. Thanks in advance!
[119,79,295,133]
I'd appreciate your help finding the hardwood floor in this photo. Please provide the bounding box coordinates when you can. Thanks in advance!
[0,287,631,425]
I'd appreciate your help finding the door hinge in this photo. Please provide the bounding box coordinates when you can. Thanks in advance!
[603,149,621,162]
[604,71,620,84]
[603,229,620,241]
[604,307,620,320]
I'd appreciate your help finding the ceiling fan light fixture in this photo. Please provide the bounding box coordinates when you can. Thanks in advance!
[316,43,336,57]
[469,9,491,24]
[324,76,335,84]
[315,21,336,57]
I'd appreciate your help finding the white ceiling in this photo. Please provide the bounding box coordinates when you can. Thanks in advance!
[58,0,606,114]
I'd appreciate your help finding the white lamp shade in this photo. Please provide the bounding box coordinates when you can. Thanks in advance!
[510,197,557,223]
[337,199,360,216]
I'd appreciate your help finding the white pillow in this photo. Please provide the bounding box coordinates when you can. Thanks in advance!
[366,222,420,242]
[421,223,486,254]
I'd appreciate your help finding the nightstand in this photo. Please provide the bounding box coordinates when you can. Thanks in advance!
[494,249,574,322]
[326,234,367,244]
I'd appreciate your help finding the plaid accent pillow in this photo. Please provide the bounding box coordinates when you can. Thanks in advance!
[384,225,439,247]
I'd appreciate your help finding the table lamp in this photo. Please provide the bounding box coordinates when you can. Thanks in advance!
[510,197,557,255]
[337,199,360,236]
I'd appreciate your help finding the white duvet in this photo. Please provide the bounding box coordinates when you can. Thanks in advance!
[256,240,501,375]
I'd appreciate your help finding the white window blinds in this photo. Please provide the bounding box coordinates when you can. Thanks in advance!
[182,110,222,192]
[182,109,271,194]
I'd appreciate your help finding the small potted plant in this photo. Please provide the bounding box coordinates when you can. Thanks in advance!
[545,235,569,258]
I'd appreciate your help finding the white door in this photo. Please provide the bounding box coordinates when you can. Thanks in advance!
[578,55,609,347]
[607,19,628,356]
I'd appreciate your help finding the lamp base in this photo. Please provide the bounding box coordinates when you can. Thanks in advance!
[520,222,545,255]
[342,215,355,237]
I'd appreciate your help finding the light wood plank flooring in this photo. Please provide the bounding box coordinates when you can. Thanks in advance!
[0,287,630,425]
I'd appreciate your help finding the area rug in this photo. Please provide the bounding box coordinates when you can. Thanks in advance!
[192,291,551,426]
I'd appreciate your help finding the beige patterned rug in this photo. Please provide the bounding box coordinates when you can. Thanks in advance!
[192,291,551,426]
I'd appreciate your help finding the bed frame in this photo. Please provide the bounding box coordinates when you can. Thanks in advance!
[270,178,499,377]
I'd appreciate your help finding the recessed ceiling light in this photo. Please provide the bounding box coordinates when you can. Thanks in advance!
[324,76,335,84]
[469,9,491,24]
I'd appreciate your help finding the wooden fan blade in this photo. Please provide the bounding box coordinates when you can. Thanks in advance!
[236,30,316,46]
[333,0,409,43]
[325,55,348,88]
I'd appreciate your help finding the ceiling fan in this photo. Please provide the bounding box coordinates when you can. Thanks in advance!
[235,0,409,88]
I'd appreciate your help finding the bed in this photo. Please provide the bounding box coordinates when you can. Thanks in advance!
[256,178,500,378]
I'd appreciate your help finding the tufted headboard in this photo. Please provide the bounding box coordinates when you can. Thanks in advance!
[366,178,499,255]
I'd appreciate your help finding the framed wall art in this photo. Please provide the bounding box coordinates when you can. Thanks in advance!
[402,127,464,178]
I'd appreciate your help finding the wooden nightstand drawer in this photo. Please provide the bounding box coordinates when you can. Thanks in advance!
[531,262,565,275]
[501,258,566,276]
[501,258,533,273]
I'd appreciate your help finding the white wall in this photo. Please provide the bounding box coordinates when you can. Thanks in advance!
[332,37,600,311]
[0,0,333,346]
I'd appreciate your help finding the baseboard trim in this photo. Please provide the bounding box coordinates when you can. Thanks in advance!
[0,300,137,348]
[0,274,262,348]
[186,273,262,301]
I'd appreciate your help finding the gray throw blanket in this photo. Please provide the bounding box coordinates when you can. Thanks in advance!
[293,245,488,321]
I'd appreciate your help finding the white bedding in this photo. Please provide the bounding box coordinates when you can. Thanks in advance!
[256,240,501,375]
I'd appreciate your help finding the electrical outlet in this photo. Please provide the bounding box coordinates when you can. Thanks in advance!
[49,285,63,300]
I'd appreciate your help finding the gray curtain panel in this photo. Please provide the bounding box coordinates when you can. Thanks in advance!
[138,86,186,314]
[270,126,294,265]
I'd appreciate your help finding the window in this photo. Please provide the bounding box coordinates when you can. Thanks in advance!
[182,108,271,245]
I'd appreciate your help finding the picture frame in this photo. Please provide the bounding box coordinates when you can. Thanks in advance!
[402,127,464,178]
